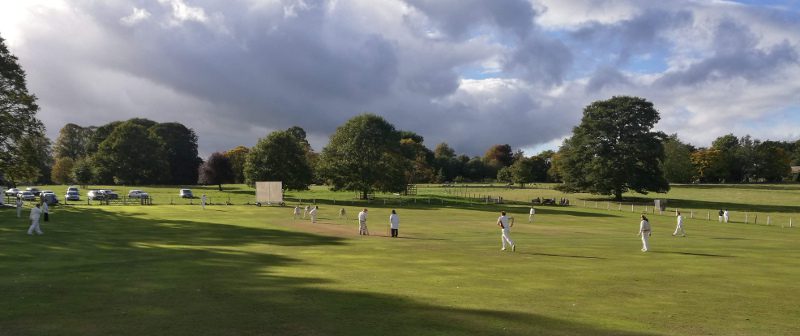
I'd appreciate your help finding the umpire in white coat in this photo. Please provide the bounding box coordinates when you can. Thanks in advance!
[389,209,399,238]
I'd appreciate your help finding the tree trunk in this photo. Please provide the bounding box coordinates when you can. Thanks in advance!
[218,184,223,191]
[361,190,368,200]
[614,189,623,201]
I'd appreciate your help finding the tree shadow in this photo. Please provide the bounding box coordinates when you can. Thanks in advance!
[0,207,657,335]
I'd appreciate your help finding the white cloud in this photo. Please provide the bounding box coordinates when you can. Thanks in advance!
[120,7,151,26]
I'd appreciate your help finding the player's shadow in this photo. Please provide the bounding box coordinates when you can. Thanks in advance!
[518,251,607,259]
[651,251,735,258]
[0,206,658,335]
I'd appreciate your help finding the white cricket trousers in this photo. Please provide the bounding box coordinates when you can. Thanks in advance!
[528,214,534,223]
[310,214,317,223]
[673,223,686,236]
[641,231,650,251]
[359,221,368,235]
[17,207,22,218]
[28,219,42,235]
[501,228,515,249]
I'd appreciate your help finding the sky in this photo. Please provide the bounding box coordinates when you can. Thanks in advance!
[1,0,799,157]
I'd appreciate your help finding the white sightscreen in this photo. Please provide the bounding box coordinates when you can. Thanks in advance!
[255,181,283,204]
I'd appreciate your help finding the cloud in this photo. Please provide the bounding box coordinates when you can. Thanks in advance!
[1,0,799,157]
[120,7,151,26]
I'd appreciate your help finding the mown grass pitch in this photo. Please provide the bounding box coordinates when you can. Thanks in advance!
[1,185,798,335]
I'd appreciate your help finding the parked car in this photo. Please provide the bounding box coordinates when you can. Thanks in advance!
[65,190,80,201]
[87,190,106,200]
[41,192,59,205]
[5,188,20,196]
[25,187,41,196]
[128,190,149,199]
[66,186,79,193]
[179,189,193,198]
[102,189,119,200]
[17,191,36,201]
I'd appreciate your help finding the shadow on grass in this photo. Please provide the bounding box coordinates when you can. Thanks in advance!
[0,207,655,336]
[517,251,606,259]
[651,251,735,258]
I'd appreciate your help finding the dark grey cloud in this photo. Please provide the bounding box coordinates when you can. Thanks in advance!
[402,0,537,40]
[4,0,800,157]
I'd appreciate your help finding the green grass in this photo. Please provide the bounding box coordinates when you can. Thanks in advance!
[1,184,799,335]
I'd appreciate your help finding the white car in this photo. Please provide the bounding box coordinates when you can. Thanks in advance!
[87,190,106,200]
[179,189,193,198]
[66,186,79,193]
[5,188,20,196]
[128,190,149,199]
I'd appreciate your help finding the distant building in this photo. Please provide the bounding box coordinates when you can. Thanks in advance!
[792,166,800,181]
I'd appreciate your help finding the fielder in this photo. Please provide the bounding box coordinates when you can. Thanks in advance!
[389,209,399,238]
[723,209,730,223]
[293,206,301,219]
[638,215,651,252]
[16,197,23,218]
[201,194,207,209]
[303,205,310,219]
[718,209,724,222]
[358,208,369,235]
[27,203,43,235]
[528,207,536,223]
[673,211,686,237]
[309,205,319,223]
[497,211,515,252]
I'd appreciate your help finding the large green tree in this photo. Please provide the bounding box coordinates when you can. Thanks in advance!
[662,134,695,183]
[54,123,92,160]
[0,35,45,185]
[754,141,791,182]
[318,114,406,199]
[558,96,669,200]
[244,130,313,190]
[94,121,168,185]
[224,145,250,184]
[149,122,201,185]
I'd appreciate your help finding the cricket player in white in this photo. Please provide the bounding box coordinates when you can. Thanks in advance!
[638,215,651,252]
[673,212,686,237]
[16,197,23,218]
[358,208,369,235]
[201,194,207,209]
[723,209,729,223]
[528,207,535,223]
[293,206,301,219]
[497,211,515,251]
[309,206,318,223]
[28,203,43,235]
[42,201,49,222]
[303,205,310,219]
[389,209,399,238]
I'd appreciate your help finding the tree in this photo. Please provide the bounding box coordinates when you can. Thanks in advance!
[318,114,406,199]
[7,134,52,184]
[71,157,93,187]
[243,130,313,190]
[199,152,233,191]
[662,134,695,183]
[149,122,202,185]
[496,166,513,184]
[483,144,514,170]
[754,141,791,182]
[690,148,724,183]
[54,123,92,160]
[399,132,435,184]
[711,134,744,183]
[51,157,75,184]
[0,35,45,185]
[224,146,250,184]
[86,121,122,154]
[434,142,456,159]
[94,121,168,185]
[558,96,669,200]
